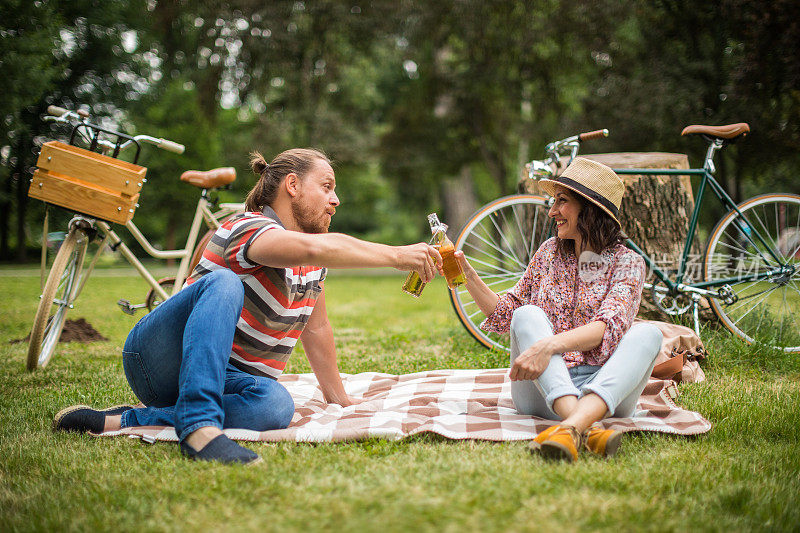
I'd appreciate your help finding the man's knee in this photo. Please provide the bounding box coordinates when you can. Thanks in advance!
[510,305,548,334]
[201,269,244,307]
[252,381,295,431]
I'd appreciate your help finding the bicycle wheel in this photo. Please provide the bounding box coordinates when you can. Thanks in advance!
[27,226,89,370]
[145,277,177,311]
[450,195,552,351]
[703,193,800,351]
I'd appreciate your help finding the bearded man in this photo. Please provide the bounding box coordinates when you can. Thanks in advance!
[53,148,441,465]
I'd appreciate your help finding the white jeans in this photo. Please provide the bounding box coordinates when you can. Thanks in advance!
[509,305,662,419]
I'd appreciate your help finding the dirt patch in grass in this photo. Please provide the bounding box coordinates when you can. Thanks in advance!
[10,318,108,343]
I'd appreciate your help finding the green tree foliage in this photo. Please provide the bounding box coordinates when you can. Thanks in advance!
[0,0,151,259]
[380,0,606,212]
[570,0,800,222]
[124,78,223,251]
[2,0,798,260]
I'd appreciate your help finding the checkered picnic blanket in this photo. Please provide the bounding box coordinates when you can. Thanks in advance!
[102,368,711,444]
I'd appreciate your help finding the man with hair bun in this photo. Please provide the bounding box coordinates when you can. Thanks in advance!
[53,148,442,465]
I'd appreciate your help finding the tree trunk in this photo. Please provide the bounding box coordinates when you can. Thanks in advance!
[14,134,33,262]
[1,165,11,259]
[440,165,478,240]
[520,152,705,320]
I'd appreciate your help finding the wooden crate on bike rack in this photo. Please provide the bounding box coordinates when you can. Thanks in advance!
[28,141,147,225]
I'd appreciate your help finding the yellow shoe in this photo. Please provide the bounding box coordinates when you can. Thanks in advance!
[528,424,561,453]
[534,424,582,462]
[585,426,623,458]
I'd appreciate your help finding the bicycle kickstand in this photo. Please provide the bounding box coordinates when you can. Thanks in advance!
[690,293,702,337]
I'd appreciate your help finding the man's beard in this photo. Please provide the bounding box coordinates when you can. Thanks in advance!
[291,196,331,234]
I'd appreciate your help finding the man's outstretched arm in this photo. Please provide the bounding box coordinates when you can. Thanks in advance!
[248,230,441,281]
[299,285,357,406]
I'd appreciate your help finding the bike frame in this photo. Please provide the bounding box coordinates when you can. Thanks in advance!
[613,140,789,299]
[66,195,242,303]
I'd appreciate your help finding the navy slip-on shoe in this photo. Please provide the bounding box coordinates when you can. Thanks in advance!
[180,434,261,465]
[52,405,106,434]
[52,404,135,434]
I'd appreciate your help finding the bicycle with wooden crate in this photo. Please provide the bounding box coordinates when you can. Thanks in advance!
[25,105,244,371]
[450,124,800,353]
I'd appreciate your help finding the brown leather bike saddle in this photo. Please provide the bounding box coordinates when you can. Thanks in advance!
[180,167,237,189]
[681,122,750,141]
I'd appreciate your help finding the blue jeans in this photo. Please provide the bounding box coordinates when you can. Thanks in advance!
[119,269,295,441]
[509,305,662,419]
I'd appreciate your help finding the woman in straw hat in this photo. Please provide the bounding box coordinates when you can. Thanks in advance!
[454,157,662,462]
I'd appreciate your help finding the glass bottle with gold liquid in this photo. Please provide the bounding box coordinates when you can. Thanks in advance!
[429,213,466,289]
[401,213,465,296]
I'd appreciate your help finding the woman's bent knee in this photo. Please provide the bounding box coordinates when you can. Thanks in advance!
[510,305,548,334]
[629,323,663,359]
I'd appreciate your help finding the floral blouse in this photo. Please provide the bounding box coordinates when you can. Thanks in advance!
[481,237,646,368]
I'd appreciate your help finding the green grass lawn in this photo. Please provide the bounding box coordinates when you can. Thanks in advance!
[1,270,799,532]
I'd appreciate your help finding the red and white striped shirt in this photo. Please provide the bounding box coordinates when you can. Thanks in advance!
[186,208,325,378]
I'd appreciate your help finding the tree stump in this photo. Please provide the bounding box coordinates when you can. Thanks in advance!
[519,152,705,320]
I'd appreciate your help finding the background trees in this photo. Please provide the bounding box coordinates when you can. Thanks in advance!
[1,0,797,260]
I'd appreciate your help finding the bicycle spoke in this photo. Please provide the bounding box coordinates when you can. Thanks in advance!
[477,270,524,281]
[510,204,532,264]
[482,277,522,290]
[786,280,800,299]
[487,212,526,269]
[465,254,524,277]
[727,285,776,322]
[789,207,800,259]
[479,276,522,289]
[732,213,779,268]
[470,272,518,284]
[752,202,780,258]
[467,308,485,320]
[466,225,525,269]
[779,285,788,342]
[526,208,539,261]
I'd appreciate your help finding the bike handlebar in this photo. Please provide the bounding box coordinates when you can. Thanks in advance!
[578,128,609,142]
[47,105,69,117]
[156,138,185,154]
[44,104,185,156]
[531,127,611,177]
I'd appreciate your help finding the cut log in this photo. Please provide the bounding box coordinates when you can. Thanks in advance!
[519,152,707,320]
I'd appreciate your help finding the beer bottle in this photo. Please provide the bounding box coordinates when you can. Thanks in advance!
[428,213,466,289]
[401,213,465,297]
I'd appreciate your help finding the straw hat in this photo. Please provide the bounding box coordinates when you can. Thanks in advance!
[538,157,625,227]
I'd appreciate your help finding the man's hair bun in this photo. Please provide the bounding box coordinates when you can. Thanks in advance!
[244,147,330,212]
[250,151,269,175]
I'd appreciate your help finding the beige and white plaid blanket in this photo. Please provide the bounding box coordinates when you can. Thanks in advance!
[101,368,711,444]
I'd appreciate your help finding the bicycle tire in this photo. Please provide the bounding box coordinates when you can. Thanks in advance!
[26,226,88,370]
[145,277,177,311]
[449,195,552,351]
[703,193,800,351]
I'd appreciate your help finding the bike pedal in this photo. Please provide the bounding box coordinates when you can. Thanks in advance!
[117,299,136,315]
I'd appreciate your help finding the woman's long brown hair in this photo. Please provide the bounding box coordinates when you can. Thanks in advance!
[555,190,625,257]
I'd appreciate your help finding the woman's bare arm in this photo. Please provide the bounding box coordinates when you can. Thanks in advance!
[453,250,499,316]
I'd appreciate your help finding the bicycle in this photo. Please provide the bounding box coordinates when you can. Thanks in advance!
[26,105,244,371]
[450,124,800,353]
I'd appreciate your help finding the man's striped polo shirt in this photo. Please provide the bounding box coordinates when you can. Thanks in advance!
[186,207,325,378]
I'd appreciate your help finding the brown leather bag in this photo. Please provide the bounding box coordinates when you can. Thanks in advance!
[634,319,707,384]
